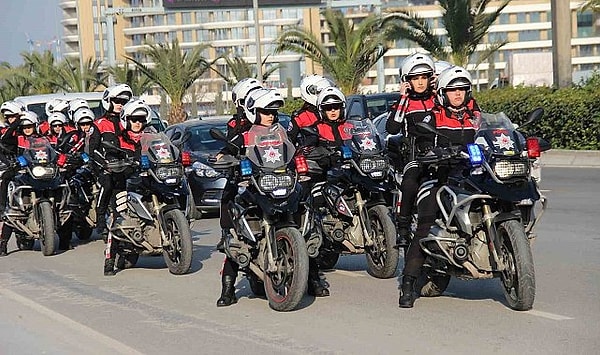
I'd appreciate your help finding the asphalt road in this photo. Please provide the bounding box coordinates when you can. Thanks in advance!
[0,167,598,354]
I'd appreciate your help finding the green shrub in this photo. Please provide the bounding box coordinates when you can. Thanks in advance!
[476,84,600,150]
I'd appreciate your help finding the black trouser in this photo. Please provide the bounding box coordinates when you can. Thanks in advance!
[96,171,128,230]
[219,180,237,230]
[222,256,240,277]
[0,170,16,213]
[398,161,421,221]
[402,185,439,278]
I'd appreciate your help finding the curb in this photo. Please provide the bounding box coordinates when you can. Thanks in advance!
[540,149,600,168]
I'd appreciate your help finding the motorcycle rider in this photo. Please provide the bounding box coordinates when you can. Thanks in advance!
[94,84,133,241]
[45,112,74,148]
[103,99,152,276]
[385,53,437,248]
[216,88,284,307]
[399,66,478,308]
[216,77,262,251]
[0,100,26,215]
[40,98,70,135]
[0,111,43,255]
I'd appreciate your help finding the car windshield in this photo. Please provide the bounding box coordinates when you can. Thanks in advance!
[184,124,227,153]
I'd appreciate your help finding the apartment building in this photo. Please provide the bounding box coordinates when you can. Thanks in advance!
[59,0,600,102]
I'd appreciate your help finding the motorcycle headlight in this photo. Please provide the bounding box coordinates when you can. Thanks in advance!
[492,160,528,180]
[192,161,220,178]
[359,158,388,173]
[155,166,183,181]
[31,166,55,178]
[258,173,293,192]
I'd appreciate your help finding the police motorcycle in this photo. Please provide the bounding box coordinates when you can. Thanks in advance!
[2,136,70,256]
[299,118,399,279]
[209,123,309,312]
[412,113,544,311]
[102,132,193,275]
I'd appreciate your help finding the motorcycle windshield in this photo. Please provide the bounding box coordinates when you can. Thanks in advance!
[140,132,179,164]
[245,123,295,170]
[344,118,384,156]
[22,137,57,165]
[475,112,525,155]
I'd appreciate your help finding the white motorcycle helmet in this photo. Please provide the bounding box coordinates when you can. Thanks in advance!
[300,74,335,107]
[231,78,262,109]
[400,53,435,82]
[243,88,284,124]
[73,107,95,126]
[316,87,346,121]
[45,98,69,117]
[436,66,473,107]
[119,99,151,130]
[434,60,453,76]
[1,100,26,117]
[102,84,133,112]
[48,112,68,127]
[20,111,39,127]
[68,98,90,121]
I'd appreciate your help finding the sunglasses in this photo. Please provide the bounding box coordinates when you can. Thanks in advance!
[4,114,20,119]
[21,124,35,129]
[445,87,468,93]
[52,124,64,128]
[257,109,278,116]
[78,122,92,127]
[322,104,342,112]
[111,98,129,105]
[128,116,146,123]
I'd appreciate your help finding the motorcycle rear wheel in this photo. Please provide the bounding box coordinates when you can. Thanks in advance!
[38,201,56,256]
[264,227,308,312]
[365,205,399,279]
[498,220,536,311]
[162,209,193,275]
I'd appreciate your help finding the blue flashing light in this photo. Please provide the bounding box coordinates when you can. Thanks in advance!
[467,144,483,165]
[140,155,150,169]
[240,159,252,176]
[341,145,352,159]
[17,156,27,167]
[81,152,90,163]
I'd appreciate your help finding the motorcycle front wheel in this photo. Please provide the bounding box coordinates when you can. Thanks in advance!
[162,209,193,275]
[264,227,308,312]
[498,220,536,311]
[38,201,56,256]
[365,205,399,279]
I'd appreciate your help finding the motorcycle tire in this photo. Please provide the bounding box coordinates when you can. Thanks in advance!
[264,227,309,312]
[162,209,193,275]
[419,274,451,297]
[498,220,536,311]
[247,272,266,297]
[38,201,56,256]
[316,250,340,270]
[365,205,399,279]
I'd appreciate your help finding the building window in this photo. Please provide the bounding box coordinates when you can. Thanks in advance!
[167,13,177,25]
[580,45,594,56]
[498,13,509,25]
[519,30,540,42]
[154,15,164,26]
[182,12,192,24]
[183,30,193,42]
[530,12,541,23]
[577,12,594,38]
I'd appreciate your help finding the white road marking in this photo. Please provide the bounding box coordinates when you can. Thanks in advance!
[525,309,574,321]
[327,269,367,278]
[0,288,144,355]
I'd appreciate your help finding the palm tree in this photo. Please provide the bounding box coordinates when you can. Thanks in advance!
[383,0,511,67]
[0,63,30,101]
[20,50,60,94]
[212,53,283,85]
[54,57,107,92]
[126,39,214,123]
[107,61,154,96]
[580,0,600,12]
[275,9,391,95]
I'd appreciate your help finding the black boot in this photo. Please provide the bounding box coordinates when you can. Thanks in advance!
[307,266,330,297]
[104,258,116,276]
[216,229,230,252]
[399,275,417,308]
[394,216,411,249]
[216,275,237,307]
[0,239,7,257]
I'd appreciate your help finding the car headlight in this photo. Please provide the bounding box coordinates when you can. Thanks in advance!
[258,173,293,192]
[359,158,388,173]
[192,161,220,178]
[155,166,183,181]
[31,166,55,178]
[492,160,528,180]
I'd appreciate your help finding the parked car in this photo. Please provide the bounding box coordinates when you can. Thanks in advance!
[165,113,291,218]
[13,92,166,132]
[345,92,400,120]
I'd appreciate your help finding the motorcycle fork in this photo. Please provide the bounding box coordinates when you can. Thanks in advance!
[263,220,278,273]
[152,194,168,247]
[481,203,503,269]
[355,190,374,247]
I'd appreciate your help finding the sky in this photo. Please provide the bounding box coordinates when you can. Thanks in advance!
[0,0,62,66]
